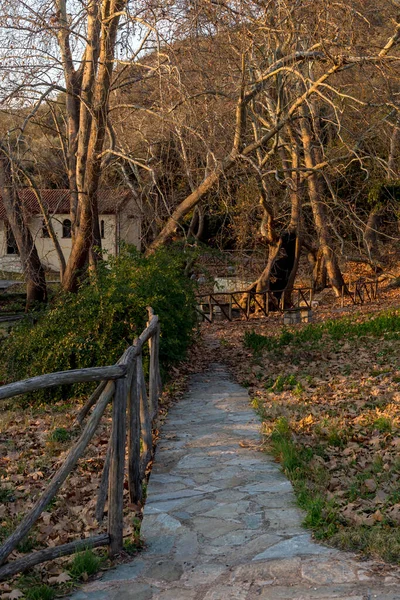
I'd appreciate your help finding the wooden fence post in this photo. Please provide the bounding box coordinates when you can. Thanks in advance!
[96,443,111,523]
[108,375,128,556]
[156,323,162,396]
[148,329,159,421]
[0,310,161,575]
[128,355,141,504]
[138,354,152,479]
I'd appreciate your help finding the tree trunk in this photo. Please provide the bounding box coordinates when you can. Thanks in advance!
[282,140,303,306]
[255,239,282,293]
[252,136,303,305]
[313,248,328,291]
[299,104,344,296]
[61,0,127,292]
[364,205,383,261]
[0,153,47,308]
[188,206,205,241]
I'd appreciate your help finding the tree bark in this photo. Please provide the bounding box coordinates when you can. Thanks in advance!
[298,104,345,296]
[282,140,303,305]
[59,0,128,292]
[0,153,47,308]
[364,205,383,261]
[313,248,328,291]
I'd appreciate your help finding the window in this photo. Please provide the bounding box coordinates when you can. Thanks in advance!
[100,219,105,239]
[62,219,72,239]
[42,220,50,238]
[6,225,18,255]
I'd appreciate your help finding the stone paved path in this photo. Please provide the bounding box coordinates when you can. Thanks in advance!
[70,365,400,600]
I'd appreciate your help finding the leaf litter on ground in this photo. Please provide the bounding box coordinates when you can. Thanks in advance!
[0,331,211,598]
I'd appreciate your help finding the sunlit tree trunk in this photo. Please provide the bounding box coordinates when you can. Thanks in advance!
[299,104,345,296]
[60,0,127,291]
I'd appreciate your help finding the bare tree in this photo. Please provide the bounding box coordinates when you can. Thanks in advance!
[0,151,47,306]
[0,0,399,298]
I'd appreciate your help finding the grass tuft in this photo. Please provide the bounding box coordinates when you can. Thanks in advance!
[25,585,56,600]
[69,549,103,580]
[48,427,73,443]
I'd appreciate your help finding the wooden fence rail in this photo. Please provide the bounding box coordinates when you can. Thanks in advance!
[0,308,162,581]
[197,280,379,322]
[341,279,379,307]
[196,287,314,322]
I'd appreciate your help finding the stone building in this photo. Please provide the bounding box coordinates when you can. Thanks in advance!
[0,189,141,273]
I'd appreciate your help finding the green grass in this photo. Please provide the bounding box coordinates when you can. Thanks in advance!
[373,416,392,433]
[267,417,400,552]
[243,330,275,354]
[16,574,59,600]
[48,427,73,443]
[0,519,36,553]
[0,485,14,502]
[268,417,340,539]
[331,526,400,563]
[244,310,400,355]
[25,585,56,600]
[249,308,400,563]
[69,549,103,580]
[123,516,143,555]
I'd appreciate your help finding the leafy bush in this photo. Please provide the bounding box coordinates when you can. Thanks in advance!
[2,246,197,402]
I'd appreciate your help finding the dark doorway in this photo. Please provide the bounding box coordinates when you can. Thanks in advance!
[6,224,18,255]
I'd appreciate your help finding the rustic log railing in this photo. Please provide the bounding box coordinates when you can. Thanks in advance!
[341,279,379,307]
[196,287,314,322]
[197,279,379,322]
[0,308,162,581]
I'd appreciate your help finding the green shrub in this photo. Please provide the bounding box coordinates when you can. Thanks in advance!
[2,246,197,402]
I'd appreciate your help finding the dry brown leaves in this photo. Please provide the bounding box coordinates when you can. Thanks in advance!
[0,335,212,594]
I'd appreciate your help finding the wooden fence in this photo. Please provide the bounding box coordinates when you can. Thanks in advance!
[197,279,379,322]
[0,308,161,581]
[196,287,313,322]
[342,279,379,306]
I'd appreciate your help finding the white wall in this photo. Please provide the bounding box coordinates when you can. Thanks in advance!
[0,213,138,273]
[119,213,141,251]
[29,214,118,272]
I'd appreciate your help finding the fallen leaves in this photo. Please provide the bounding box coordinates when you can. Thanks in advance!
[7,590,23,599]
[48,572,71,585]
[0,332,210,595]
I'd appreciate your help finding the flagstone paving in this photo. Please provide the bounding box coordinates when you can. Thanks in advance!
[69,364,400,600]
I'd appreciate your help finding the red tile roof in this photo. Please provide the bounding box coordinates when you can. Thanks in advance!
[0,189,134,220]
